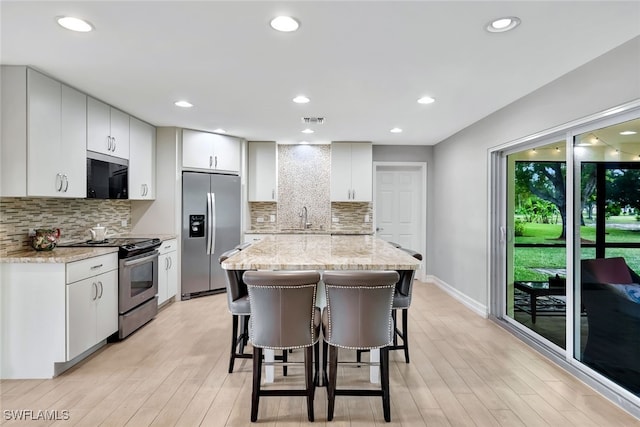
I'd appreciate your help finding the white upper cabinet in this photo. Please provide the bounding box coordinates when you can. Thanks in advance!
[0,67,87,198]
[248,142,277,201]
[182,129,240,173]
[87,97,130,159]
[330,142,372,202]
[129,117,156,200]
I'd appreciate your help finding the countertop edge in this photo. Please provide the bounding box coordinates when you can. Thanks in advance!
[1,247,119,264]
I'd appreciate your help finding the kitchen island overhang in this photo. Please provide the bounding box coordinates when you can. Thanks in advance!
[220,234,421,271]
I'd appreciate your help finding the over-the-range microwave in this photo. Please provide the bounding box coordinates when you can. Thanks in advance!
[87,151,128,199]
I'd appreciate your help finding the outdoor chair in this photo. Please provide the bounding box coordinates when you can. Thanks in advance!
[581,257,640,393]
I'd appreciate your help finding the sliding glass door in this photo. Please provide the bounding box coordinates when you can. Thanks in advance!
[493,106,640,401]
[505,141,568,349]
[574,117,640,395]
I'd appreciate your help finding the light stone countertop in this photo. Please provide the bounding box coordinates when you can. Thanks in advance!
[2,234,178,264]
[245,229,373,235]
[1,247,119,264]
[222,234,421,271]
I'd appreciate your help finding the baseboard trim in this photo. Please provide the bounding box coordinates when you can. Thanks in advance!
[427,275,488,318]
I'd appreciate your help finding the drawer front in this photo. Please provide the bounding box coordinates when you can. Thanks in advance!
[158,239,177,255]
[66,253,118,284]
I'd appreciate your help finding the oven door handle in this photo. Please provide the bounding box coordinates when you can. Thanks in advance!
[207,192,216,255]
[122,251,159,267]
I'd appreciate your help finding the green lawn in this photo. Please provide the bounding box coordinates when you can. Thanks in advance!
[513,217,640,281]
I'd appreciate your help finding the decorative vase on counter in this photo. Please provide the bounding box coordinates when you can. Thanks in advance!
[31,228,61,251]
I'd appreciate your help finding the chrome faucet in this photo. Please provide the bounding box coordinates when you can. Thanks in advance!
[300,206,311,229]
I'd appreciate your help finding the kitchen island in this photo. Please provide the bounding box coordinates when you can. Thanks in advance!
[221,234,421,384]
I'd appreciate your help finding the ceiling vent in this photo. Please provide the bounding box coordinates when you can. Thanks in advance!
[302,117,325,124]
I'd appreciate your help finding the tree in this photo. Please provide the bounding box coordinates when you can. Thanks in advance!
[581,163,597,224]
[607,168,640,212]
[516,162,567,238]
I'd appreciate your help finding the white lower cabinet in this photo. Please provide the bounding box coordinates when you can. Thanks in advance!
[66,269,118,360]
[0,252,118,379]
[157,239,177,305]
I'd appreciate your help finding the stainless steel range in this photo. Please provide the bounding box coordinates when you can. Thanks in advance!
[59,238,162,339]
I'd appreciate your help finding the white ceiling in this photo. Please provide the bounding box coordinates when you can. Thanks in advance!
[2,1,639,146]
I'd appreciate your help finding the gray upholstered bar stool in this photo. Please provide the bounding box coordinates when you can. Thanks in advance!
[219,249,288,374]
[219,249,252,373]
[357,248,422,364]
[389,248,422,363]
[244,270,321,423]
[322,270,399,422]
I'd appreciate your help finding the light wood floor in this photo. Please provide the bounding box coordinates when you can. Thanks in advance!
[2,281,639,426]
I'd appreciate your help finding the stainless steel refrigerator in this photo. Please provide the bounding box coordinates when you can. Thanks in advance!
[181,171,241,299]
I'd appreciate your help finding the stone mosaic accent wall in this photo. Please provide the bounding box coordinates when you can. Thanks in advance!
[0,197,131,255]
[277,145,331,231]
[248,201,277,232]
[331,202,374,234]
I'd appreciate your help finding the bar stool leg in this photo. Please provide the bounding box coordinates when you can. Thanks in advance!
[305,346,315,421]
[327,345,339,421]
[401,309,409,363]
[381,347,390,422]
[229,315,239,373]
[251,347,263,422]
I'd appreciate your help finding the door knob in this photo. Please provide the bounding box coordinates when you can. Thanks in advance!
[376,227,383,232]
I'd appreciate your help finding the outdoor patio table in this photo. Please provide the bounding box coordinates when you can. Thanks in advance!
[514,280,566,323]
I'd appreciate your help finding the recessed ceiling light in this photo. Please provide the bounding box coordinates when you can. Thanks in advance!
[174,100,193,108]
[56,16,93,32]
[213,128,227,134]
[620,131,637,135]
[417,96,435,105]
[270,16,299,32]
[301,128,314,134]
[299,141,310,145]
[486,16,521,33]
[293,95,310,104]
[390,128,403,133]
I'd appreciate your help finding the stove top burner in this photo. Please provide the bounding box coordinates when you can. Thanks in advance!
[58,237,162,257]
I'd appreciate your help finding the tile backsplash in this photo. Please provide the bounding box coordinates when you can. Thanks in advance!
[0,197,131,255]
[331,202,374,234]
[246,144,373,234]
[277,144,331,231]
[248,201,277,232]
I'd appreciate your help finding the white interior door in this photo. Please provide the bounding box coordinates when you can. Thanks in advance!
[374,164,425,264]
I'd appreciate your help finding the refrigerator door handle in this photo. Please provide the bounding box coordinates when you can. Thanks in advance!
[206,192,212,254]
[210,193,216,254]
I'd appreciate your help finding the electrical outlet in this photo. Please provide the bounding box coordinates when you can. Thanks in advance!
[364,214,370,223]
[256,217,264,223]
[332,217,339,223]
[270,214,276,222]
[121,219,128,227]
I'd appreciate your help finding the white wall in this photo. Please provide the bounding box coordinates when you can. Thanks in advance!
[431,36,640,309]
[130,127,181,235]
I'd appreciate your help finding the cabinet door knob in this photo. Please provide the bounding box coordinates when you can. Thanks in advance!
[272,189,275,200]
[214,156,218,168]
[63,174,68,192]
[98,281,104,299]
[112,137,116,151]
[55,173,63,192]
[92,282,98,301]
[209,156,213,167]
